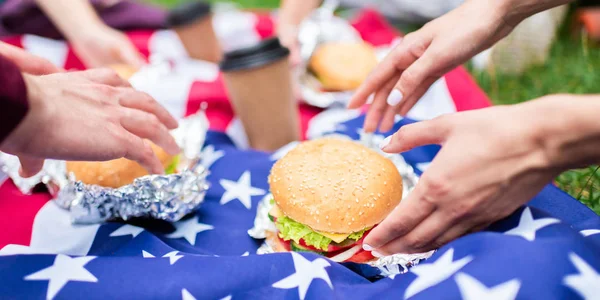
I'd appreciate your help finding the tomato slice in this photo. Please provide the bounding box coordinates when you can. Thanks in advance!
[345,249,375,263]
[277,236,291,251]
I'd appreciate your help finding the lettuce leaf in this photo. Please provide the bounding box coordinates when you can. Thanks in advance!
[276,217,332,251]
[165,155,180,175]
[347,228,369,241]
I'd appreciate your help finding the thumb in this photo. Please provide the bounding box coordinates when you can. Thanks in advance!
[18,156,45,178]
[379,118,448,153]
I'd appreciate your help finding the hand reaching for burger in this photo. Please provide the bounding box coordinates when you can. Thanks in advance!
[347,0,571,133]
[363,95,600,255]
[0,68,179,177]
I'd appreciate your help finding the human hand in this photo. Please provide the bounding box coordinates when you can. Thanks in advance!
[0,42,63,75]
[363,100,562,255]
[70,24,145,69]
[347,0,519,133]
[0,68,179,177]
[278,24,302,67]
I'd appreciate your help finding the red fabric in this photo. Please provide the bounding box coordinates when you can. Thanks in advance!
[351,8,404,46]
[0,181,51,249]
[444,67,492,111]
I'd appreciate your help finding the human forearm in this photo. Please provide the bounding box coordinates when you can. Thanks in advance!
[525,94,600,170]
[35,0,104,40]
[493,0,574,26]
[278,0,321,32]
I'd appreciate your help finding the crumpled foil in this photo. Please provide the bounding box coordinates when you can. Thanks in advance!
[0,111,210,224]
[248,137,434,278]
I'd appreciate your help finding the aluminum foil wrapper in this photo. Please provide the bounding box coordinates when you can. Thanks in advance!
[0,111,210,224]
[248,137,434,278]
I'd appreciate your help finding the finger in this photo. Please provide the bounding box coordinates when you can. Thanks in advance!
[390,43,441,110]
[396,76,437,117]
[363,187,436,251]
[122,134,164,174]
[77,68,132,87]
[118,46,146,69]
[1,47,63,75]
[18,156,45,178]
[120,108,180,155]
[117,88,179,129]
[379,99,400,133]
[427,221,491,252]
[363,74,400,133]
[375,210,461,255]
[379,118,448,153]
[347,52,402,109]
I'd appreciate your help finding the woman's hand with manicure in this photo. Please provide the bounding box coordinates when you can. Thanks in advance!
[363,99,568,255]
[347,0,518,133]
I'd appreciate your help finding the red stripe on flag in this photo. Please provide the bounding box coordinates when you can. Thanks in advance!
[351,8,403,46]
[0,180,51,249]
[1,36,23,48]
[254,13,275,39]
[444,67,492,111]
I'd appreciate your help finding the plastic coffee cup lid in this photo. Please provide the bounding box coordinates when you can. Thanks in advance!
[166,1,212,27]
[219,37,290,72]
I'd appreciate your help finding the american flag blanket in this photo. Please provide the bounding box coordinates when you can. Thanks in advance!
[1,8,599,300]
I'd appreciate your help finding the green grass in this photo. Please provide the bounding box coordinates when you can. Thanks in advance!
[148,0,600,214]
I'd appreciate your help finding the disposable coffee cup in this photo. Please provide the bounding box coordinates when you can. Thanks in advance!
[167,1,222,63]
[220,37,300,151]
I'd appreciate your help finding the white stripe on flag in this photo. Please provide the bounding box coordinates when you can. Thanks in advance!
[22,35,69,69]
[406,77,457,121]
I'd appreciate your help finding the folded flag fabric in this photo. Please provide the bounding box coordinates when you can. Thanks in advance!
[1,8,598,300]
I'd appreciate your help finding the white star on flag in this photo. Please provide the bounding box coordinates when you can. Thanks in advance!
[272,252,332,300]
[220,296,232,300]
[219,171,266,209]
[182,288,197,300]
[306,108,360,140]
[405,248,473,299]
[241,252,250,256]
[201,145,225,169]
[504,207,560,241]
[563,252,600,299]
[455,273,521,300]
[24,254,97,300]
[580,229,600,237]
[142,250,183,265]
[109,224,144,238]
[166,217,214,245]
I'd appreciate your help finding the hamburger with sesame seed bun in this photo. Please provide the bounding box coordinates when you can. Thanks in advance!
[66,141,179,188]
[266,138,403,263]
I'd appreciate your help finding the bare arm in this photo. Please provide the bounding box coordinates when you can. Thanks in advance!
[35,0,104,41]
[34,0,145,68]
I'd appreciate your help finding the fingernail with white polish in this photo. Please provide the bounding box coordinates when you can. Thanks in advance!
[386,89,403,106]
[362,244,373,251]
[372,251,384,258]
[366,94,374,104]
[379,136,392,150]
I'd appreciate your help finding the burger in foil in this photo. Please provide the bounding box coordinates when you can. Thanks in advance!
[266,138,403,263]
[65,142,180,188]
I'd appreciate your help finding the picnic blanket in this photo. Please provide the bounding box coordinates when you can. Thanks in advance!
[1,8,599,300]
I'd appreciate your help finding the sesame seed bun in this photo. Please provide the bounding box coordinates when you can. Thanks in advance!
[309,42,378,91]
[66,142,174,188]
[268,138,403,234]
